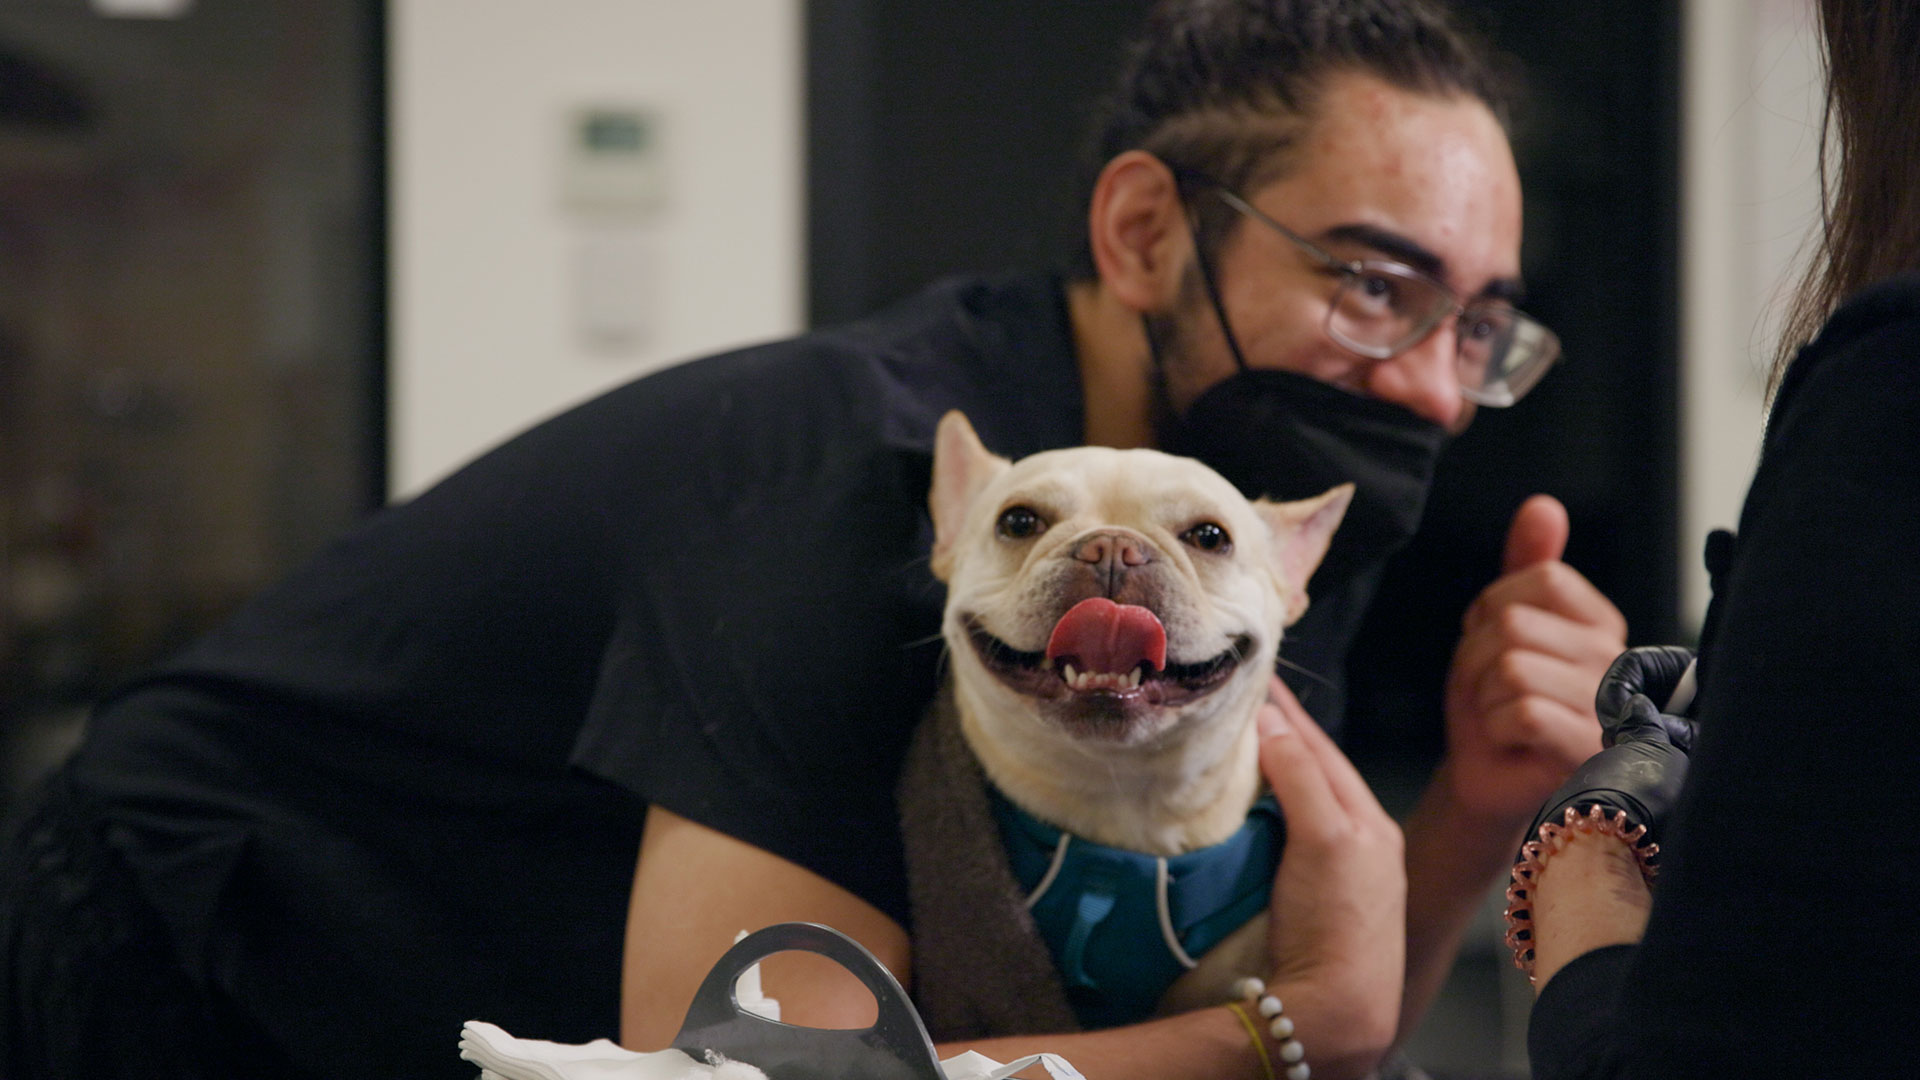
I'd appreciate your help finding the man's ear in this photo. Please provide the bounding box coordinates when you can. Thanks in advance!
[1253,484,1354,624]
[929,411,1010,582]
[1087,150,1193,314]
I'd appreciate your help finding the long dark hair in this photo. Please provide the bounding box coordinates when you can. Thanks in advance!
[1774,1,1920,385]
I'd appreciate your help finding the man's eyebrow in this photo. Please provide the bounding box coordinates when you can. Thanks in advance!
[1322,223,1526,302]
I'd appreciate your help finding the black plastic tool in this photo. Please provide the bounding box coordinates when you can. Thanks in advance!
[671,922,945,1080]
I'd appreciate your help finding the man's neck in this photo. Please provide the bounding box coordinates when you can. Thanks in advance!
[1068,279,1157,450]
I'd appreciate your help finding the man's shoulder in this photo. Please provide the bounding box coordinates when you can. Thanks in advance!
[416,270,1080,520]
[581,271,1081,456]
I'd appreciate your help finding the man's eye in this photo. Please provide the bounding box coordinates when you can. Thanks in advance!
[1180,522,1231,552]
[995,506,1046,540]
[1461,307,1508,342]
[1351,269,1397,297]
[1351,270,1404,311]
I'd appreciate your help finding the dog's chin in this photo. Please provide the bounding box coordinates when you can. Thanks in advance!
[963,619,1255,742]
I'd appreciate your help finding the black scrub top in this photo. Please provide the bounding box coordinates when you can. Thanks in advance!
[67,273,1085,1069]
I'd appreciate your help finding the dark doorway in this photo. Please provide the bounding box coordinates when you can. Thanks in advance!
[0,0,385,811]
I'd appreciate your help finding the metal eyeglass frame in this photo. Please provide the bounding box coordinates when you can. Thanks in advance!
[1207,185,1563,407]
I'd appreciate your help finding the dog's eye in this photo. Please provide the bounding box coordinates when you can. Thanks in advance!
[995,506,1046,540]
[1181,522,1231,552]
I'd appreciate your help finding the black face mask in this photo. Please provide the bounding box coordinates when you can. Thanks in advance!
[1152,195,1454,599]
[1158,366,1449,595]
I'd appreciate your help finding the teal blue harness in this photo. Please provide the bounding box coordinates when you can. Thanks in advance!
[990,788,1284,1029]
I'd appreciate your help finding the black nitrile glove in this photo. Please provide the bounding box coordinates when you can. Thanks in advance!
[1593,644,1699,752]
[1523,646,1699,857]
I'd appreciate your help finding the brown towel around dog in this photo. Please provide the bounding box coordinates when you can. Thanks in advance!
[897,687,1081,1041]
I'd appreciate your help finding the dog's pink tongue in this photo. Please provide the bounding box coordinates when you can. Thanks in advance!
[1045,597,1167,674]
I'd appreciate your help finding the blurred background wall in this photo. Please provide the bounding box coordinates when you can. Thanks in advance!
[0,1,1824,1075]
[388,0,803,496]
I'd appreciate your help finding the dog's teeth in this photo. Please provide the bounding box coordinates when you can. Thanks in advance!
[1059,663,1152,693]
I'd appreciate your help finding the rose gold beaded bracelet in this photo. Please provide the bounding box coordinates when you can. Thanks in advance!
[1503,803,1660,982]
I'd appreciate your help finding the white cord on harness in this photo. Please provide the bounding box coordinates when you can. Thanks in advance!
[1022,832,1073,909]
[1155,857,1199,970]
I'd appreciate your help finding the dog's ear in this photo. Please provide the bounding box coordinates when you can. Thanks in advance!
[1252,483,1354,624]
[929,411,1011,582]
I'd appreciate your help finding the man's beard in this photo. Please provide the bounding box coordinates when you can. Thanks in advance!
[1141,269,1215,449]
[1144,311,1182,450]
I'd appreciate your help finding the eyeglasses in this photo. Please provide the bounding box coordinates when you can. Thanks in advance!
[1212,188,1562,407]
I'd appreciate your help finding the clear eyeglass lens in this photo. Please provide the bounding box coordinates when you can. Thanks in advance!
[1456,306,1517,386]
[1327,263,1451,360]
[1460,311,1560,406]
[1329,265,1560,406]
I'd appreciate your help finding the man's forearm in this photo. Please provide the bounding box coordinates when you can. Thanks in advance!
[1397,763,1527,1042]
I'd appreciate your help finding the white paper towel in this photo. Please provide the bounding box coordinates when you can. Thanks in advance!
[458,1021,1084,1080]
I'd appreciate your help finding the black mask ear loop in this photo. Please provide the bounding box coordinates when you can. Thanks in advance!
[1186,198,1255,374]
[1143,182,1253,411]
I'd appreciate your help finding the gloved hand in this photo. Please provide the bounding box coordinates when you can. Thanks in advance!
[1592,643,1699,752]
[1523,646,1699,856]
[1507,647,1698,975]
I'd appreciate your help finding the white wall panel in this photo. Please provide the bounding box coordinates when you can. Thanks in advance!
[1681,0,1822,628]
[389,0,803,496]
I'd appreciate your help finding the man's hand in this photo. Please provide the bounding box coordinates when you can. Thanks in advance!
[1441,495,1627,826]
[1259,676,1406,1056]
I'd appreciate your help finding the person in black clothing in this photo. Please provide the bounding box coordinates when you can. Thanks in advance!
[1516,3,1920,1076]
[1,3,1632,1079]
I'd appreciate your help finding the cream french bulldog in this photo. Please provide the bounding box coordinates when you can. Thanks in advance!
[919,409,1351,1020]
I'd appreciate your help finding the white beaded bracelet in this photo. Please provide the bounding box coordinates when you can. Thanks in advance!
[1230,976,1310,1080]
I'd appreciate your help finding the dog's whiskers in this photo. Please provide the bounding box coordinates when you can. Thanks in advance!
[1274,654,1336,690]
